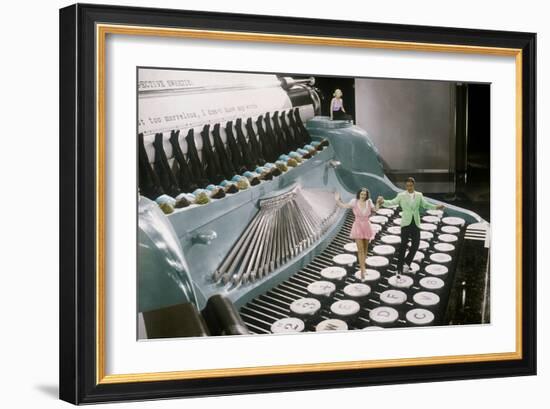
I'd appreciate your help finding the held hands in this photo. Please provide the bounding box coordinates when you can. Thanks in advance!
[376,196,384,205]
[334,191,341,201]
[436,204,445,210]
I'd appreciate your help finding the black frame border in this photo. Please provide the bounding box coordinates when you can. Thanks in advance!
[59,3,536,404]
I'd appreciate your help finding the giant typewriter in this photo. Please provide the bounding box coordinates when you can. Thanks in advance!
[137,70,490,338]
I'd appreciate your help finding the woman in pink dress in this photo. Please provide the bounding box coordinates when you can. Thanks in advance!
[334,188,378,279]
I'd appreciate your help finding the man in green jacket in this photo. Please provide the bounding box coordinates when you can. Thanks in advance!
[377,177,444,277]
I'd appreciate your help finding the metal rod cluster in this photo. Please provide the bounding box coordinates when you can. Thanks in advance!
[213,188,339,288]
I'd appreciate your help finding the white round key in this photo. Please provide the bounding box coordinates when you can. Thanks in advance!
[344,242,358,252]
[371,224,383,234]
[330,299,360,317]
[387,226,401,235]
[413,291,440,307]
[372,245,395,256]
[421,231,434,241]
[420,276,445,290]
[420,223,437,231]
[370,215,388,224]
[307,281,337,297]
[321,266,347,281]
[393,218,402,225]
[332,253,357,266]
[438,234,458,243]
[406,308,435,325]
[376,208,394,217]
[425,264,449,276]
[381,234,401,245]
[427,209,444,217]
[434,242,455,252]
[355,269,381,282]
[380,289,407,305]
[405,250,425,263]
[429,253,452,264]
[366,256,389,268]
[271,317,305,333]
[409,262,421,273]
[316,319,348,332]
[422,215,440,224]
[442,216,466,226]
[441,225,460,234]
[343,283,371,298]
[369,306,399,324]
[409,240,429,250]
[290,298,321,316]
[388,275,414,289]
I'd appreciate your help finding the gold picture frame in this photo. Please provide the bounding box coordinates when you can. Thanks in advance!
[60,4,536,404]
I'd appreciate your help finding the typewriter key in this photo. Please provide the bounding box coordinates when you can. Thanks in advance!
[408,262,421,274]
[413,291,440,308]
[387,226,401,235]
[271,317,305,334]
[366,256,390,269]
[330,299,361,322]
[381,234,401,245]
[420,231,434,241]
[343,283,371,304]
[434,242,455,252]
[405,250,425,263]
[316,319,348,332]
[429,253,452,264]
[419,276,445,291]
[438,234,459,243]
[354,269,381,283]
[290,298,321,322]
[369,306,399,325]
[406,308,435,325]
[371,224,383,235]
[426,209,444,217]
[369,215,388,225]
[320,266,347,286]
[343,242,358,253]
[425,264,449,276]
[376,208,394,217]
[441,225,460,234]
[419,223,437,232]
[332,253,357,267]
[409,240,429,251]
[422,215,440,224]
[380,289,407,305]
[307,281,337,303]
[442,216,466,226]
[373,244,396,256]
[388,275,414,289]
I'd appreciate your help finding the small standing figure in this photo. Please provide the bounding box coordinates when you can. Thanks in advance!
[330,89,351,121]
[377,177,445,278]
[335,188,378,279]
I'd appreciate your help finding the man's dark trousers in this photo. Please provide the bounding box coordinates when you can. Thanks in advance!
[396,222,420,273]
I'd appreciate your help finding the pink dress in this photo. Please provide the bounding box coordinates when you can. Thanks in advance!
[349,199,376,240]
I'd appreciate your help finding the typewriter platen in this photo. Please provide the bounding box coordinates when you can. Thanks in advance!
[137,69,490,339]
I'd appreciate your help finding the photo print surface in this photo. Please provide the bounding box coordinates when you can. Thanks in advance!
[137,67,491,340]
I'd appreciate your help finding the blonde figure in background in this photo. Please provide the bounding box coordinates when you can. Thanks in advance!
[334,188,379,279]
[330,89,351,121]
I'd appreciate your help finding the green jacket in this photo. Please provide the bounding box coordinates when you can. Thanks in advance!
[382,191,437,227]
